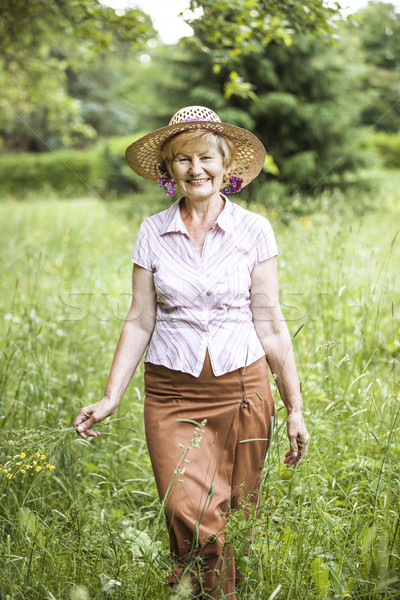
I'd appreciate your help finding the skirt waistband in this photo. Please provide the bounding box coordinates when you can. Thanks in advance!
[144,350,271,404]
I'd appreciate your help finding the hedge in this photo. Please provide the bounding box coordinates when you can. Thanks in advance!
[364,131,400,169]
[0,135,146,198]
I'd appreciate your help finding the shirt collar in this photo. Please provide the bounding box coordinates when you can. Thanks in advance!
[160,198,188,235]
[215,194,234,232]
[160,194,234,236]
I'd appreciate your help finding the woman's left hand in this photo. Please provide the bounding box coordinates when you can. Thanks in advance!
[284,411,310,468]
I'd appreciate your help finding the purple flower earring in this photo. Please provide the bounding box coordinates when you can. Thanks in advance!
[157,164,176,196]
[221,175,243,195]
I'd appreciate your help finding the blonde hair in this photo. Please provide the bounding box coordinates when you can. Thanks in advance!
[160,130,236,178]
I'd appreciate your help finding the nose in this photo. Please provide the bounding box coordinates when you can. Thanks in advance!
[188,157,202,175]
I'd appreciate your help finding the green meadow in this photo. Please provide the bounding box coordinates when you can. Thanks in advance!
[0,173,399,599]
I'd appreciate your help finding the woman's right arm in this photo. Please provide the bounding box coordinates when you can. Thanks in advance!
[73,264,156,438]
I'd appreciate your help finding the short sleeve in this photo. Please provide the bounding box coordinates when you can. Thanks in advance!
[254,217,278,265]
[131,221,153,271]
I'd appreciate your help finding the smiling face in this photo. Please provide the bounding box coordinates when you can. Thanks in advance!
[171,149,225,202]
[160,130,235,203]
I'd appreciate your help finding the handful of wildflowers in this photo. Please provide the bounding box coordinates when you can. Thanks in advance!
[2,446,56,481]
[0,424,74,483]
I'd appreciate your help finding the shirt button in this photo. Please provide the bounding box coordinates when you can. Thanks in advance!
[207,290,211,296]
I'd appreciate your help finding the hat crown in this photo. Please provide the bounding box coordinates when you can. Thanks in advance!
[169,106,221,126]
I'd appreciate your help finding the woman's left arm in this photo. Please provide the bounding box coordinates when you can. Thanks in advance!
[250,256,310,467]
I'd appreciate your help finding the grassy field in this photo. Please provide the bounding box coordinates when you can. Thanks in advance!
[0,175,399,599]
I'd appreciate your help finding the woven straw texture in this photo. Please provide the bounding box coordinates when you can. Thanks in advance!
[125,106,266,188]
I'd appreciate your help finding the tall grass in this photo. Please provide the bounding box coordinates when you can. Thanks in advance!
[0,177,399,599]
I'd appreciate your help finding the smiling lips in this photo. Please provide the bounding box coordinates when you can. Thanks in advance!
[188,178,210,184]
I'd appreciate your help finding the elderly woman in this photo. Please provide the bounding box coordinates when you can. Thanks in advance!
[74,106,309,599]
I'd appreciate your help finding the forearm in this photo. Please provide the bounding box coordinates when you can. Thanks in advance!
[251,258,309,465]
[255,323,303,414]
[103,318,154,406]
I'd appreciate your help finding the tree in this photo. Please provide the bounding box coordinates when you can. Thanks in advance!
[0,0,155,150]
[245,32,367,190]
[347,1,400,132]
[66,41,182,139]
[185,0,340,97]
[162,27,367,192]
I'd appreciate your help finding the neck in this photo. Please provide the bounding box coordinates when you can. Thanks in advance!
[181,192,225,223]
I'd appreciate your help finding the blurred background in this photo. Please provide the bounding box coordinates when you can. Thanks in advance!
[1,0,399,210]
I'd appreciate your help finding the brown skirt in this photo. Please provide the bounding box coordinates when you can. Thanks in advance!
[144,351,275,599]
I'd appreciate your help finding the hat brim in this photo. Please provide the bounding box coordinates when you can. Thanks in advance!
[125,120,266,189]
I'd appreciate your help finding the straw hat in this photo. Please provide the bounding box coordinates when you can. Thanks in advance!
[125,106,266,189]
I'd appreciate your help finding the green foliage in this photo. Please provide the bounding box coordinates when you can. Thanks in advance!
[351,1,400,69]
[0,148,102,197]
[0,22,372,198]
[185,0,340,100]
[169,30,368,191]
[0,136,147,198]
[187,0,339,58]
[0,1,155,151]
[347,1,400,132]
[1,0,398,197]
[0,1,153,64]
[310,557,330,598]
[364,131,400,168]
[241,32,369,190]
[0,175,399,598]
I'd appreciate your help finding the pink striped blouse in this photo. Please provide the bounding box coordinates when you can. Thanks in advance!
[132,195,278,377]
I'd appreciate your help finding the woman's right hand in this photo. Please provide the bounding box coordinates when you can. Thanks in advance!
[73,396,118,439]
[72,265,156,440]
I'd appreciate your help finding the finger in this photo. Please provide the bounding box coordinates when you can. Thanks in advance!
[289,438,299,459]
[298,436,310,456]
[73,407,93,428]
[73,412,88,428]
[284,446,306,468]
[284,451,296,465]
[298,433,310,445]
[293,454,305,468]
[76,427,100,439]
[83,428,101,438]
[294,442,309,466]
[76,414,97,436]
[299,443,308,457]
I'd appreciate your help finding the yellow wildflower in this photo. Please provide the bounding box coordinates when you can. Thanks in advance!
[21,469,26,474]
[36,466,42,472]
[3,468,8,473]
[20,453,26,458]
[33,461,37,465]
[35,453,41,457]
[49,465,56,471]
[7,474,13,479]
[9,441,14,445]
[16,462,22,466]
[41,455,46,460]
